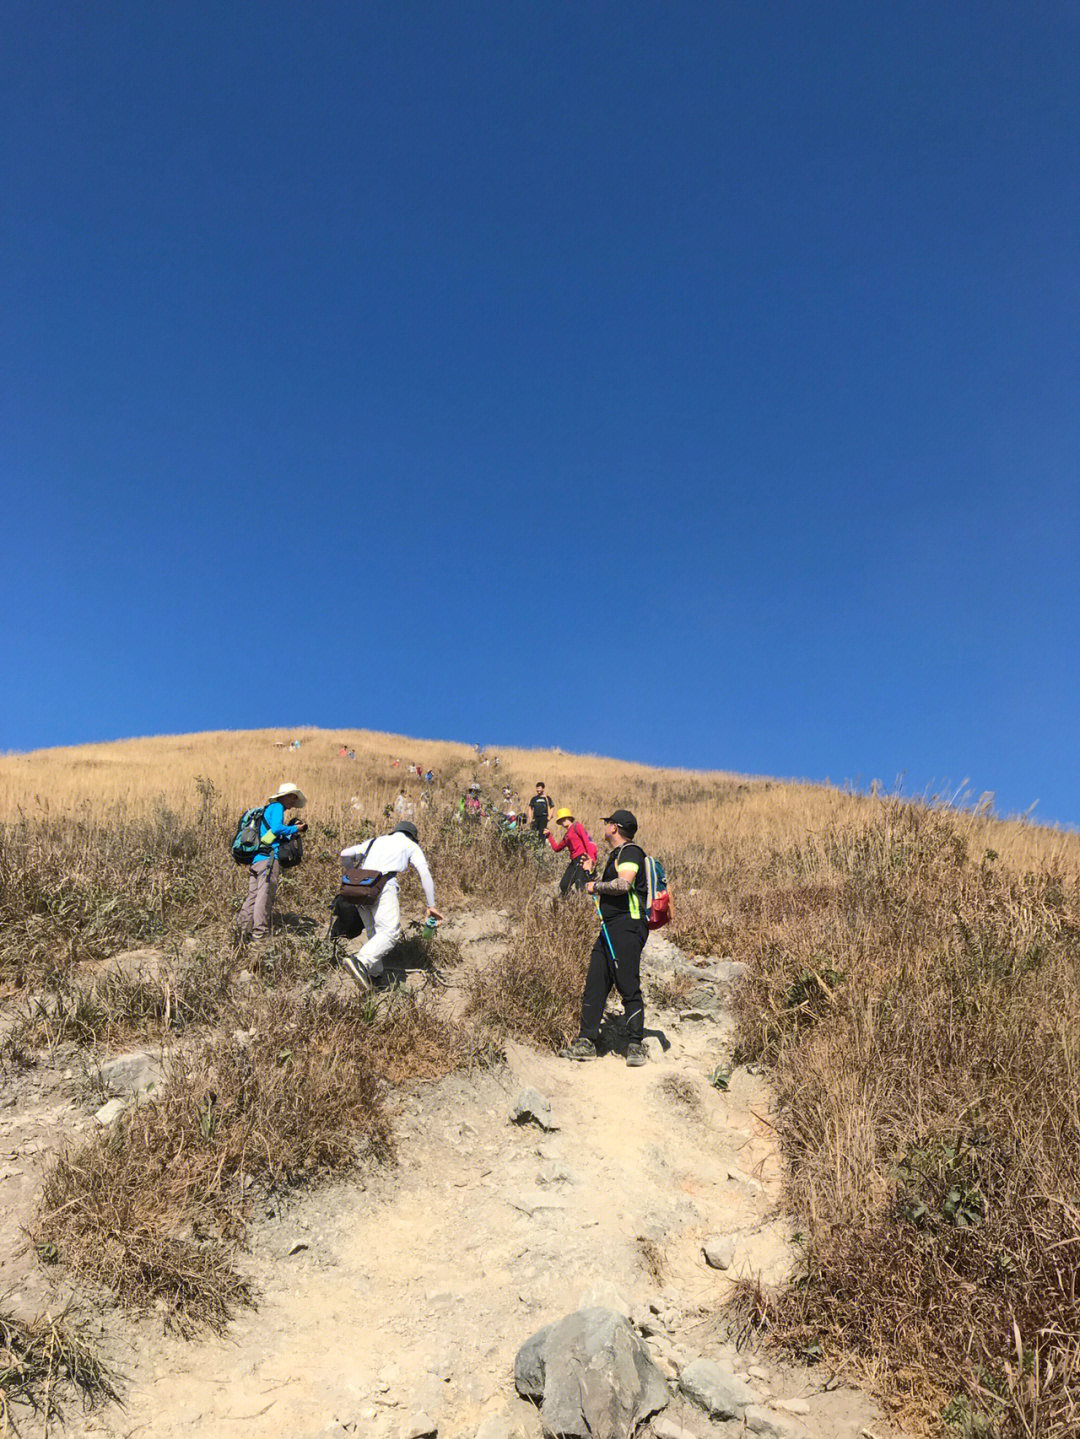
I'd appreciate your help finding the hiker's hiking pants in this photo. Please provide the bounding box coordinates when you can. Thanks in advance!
[560,856,590,895]
[580,914,647,1044]
[238,857,280,939]
[354,881,401,978]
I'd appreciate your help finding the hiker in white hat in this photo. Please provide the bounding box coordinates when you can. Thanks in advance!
[237,782,308,941]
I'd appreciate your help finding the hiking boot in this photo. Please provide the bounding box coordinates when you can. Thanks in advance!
[343,956,373,992]
[560,1037,598,1062]
[625,1041,647,1067]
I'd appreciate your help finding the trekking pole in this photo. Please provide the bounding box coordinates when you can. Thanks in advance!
[594,894,618,965]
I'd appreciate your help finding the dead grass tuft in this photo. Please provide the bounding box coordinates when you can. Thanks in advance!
[636,1235,665,1285]
[35,990,398,1333]
[0,1305,118,1427]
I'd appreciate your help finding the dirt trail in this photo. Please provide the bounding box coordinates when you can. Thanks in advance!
[9,914,900,1439]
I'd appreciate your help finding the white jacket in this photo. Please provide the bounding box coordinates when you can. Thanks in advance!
[339,833,436,908]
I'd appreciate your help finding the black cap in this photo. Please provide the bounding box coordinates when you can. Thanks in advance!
[602,809,638,837]
[393,821,419,843]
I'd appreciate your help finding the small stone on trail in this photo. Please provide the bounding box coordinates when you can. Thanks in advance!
[400,1412,437,1439]
[287,1241,309,1256]
[772,1397,811,1416]
[94,1098,126,1126]
[509,1089,558,1131]
[702,1235,736,1270]
[651,1419,696,1439]
[726,1165,764,1194]
[745,1403,805,1438]
[679,1357,761,1420]
[710,959,750,982]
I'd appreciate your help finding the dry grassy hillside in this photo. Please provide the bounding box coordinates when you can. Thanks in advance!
[2,728,1079,1437]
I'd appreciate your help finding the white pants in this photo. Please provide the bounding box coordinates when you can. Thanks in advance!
[355,882,401,977]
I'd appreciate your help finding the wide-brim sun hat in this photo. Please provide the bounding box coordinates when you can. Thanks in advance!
[555,807,574,823]
[270,782,307,808]
[393,820,419,843]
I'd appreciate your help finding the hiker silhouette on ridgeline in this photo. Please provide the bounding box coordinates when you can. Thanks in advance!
[545,807,597,894]
[337,821,444,991]
[527,782,554,842]
[237,783,308,941]
[561,808,649,1067]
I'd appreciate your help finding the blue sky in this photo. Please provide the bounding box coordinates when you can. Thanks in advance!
[5,2,1079,823]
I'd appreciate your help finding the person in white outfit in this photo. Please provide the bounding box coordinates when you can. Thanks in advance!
[338,821,444,989]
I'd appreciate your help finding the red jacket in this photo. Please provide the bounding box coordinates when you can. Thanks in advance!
[548,821,598,865]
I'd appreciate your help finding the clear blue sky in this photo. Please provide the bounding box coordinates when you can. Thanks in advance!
[5,2,1079,823]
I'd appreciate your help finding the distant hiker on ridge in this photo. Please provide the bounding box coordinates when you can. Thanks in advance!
[528,782,554,842]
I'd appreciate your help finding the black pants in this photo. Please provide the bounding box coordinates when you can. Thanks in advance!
[579,914,647,1044]
[559,856,589,895]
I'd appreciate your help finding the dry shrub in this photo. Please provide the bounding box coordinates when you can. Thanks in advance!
[670,882,736,957]
[729,802,1080,1437]
[0,1306,118,1426]
[423,813,555,915]
[36,990,398,1333]
[0,810,231,988]
[466,894,594,1049]
[15,946,234,1050]
[647,970,697,1010]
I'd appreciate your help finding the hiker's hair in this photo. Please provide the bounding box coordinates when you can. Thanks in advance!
[536,781,545,788]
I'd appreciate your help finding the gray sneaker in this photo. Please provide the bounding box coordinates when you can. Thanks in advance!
[560,1037,598,1061]
[341,954,373,991]
[625,1042,647,1067]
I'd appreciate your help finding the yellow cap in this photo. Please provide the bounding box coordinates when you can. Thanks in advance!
[555,808,574,823]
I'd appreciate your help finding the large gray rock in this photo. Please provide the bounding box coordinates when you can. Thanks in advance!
[97,1050,163,1096]
[678,1357,760,1420]
[515,1307,669,1438]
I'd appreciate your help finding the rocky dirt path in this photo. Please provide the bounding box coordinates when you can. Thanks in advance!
[41,913,901,1439]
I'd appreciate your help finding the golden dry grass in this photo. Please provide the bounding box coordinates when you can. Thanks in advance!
[4,727,1080,1434]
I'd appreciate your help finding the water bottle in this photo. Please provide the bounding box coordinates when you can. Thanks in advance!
[423,915,438,940]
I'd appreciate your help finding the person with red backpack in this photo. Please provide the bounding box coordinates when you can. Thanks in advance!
[562,808,650,1067]
[545,807,598,895]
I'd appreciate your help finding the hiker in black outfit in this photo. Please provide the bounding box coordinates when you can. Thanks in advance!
[561,808,649,1068]
[527,782,554,841]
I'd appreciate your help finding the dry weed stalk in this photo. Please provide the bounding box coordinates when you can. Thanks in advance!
[0,1306,118,1428]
